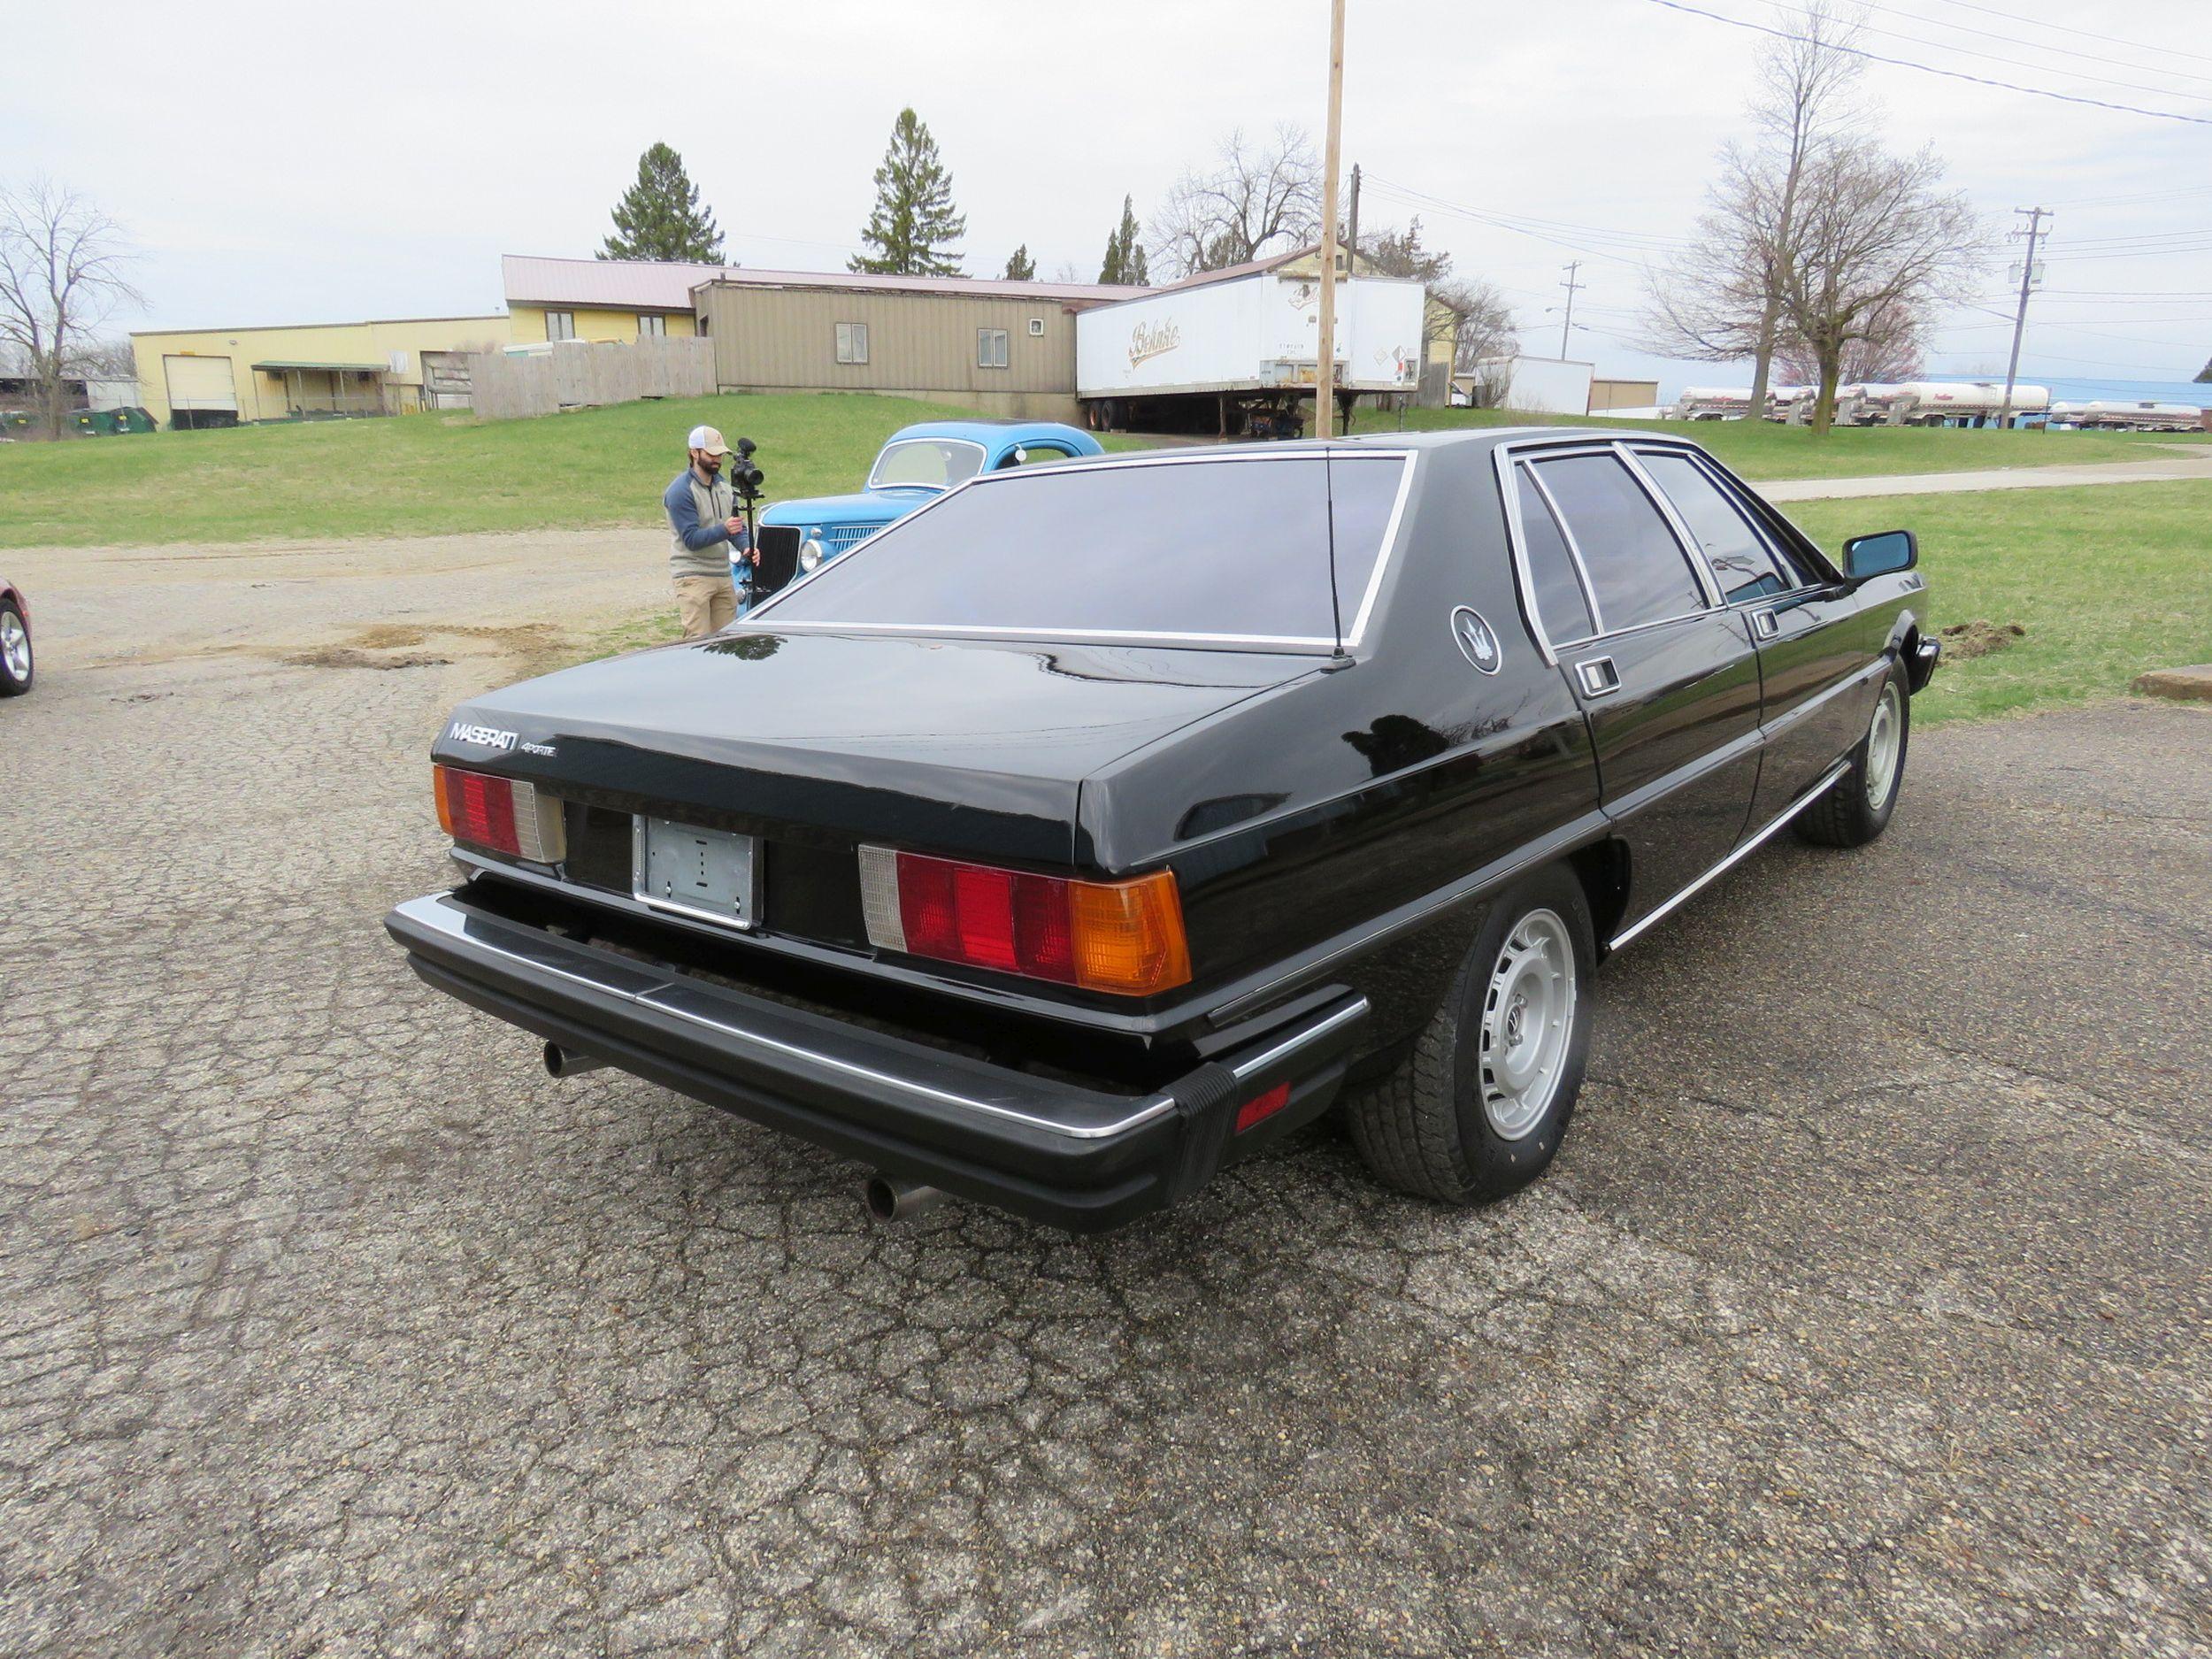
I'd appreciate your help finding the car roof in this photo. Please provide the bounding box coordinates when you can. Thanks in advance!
[887,419,1095,447]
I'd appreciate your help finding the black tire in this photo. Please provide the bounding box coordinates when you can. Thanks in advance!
[1346,865,1595,1206]
[0,599,30,697]
[1796,665,1909,848]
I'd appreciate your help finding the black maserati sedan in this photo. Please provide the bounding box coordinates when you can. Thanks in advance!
[387,429,1938,1232]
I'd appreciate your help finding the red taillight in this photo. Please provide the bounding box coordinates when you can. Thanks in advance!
[859,846,1190,996]
[433,765,564,862]
[1234,1082,1292,1134]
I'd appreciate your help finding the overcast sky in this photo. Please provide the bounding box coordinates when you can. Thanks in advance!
[8,0,2208,397]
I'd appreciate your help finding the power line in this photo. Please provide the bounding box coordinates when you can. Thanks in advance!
[1637,0,2212,126]
[1921,0,2212,71]
[1842,0,2212,90]
[1771,0,2212,104]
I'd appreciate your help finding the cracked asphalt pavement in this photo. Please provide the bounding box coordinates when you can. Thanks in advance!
[4,534,2208,1657]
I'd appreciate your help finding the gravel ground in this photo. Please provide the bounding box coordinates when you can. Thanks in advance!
[2,533,2208,1658]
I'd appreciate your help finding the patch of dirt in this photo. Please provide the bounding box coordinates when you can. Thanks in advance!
[1940,619,2026,661]
[350,624,431,650]
[285,648,453,671]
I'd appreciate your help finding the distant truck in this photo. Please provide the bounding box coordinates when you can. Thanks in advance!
[2048,399,2203,432]
[1076,266,1424,437]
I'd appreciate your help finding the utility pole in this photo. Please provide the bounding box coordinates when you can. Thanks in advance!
[1556,261,1585,360]
[2000,205,2051,427]
[1316,0,1347,439]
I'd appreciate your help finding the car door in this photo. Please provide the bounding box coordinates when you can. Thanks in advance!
[1509,447,1763,933]
[1632,448,1881,826]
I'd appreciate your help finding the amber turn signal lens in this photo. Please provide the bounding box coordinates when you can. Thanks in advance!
[1067,870,1193,996]
[434,764,457,837]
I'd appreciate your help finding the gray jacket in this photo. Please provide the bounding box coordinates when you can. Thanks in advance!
[664,466,751,582]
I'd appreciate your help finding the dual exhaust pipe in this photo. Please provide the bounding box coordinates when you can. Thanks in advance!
[543,1043,946,1225]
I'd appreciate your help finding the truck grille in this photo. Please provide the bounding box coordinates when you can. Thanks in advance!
[824,523,879,551]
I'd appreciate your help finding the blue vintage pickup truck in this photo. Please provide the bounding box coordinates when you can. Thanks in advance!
[738,419,1102,604]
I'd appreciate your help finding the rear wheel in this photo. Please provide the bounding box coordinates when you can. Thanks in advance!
[1797,669,1908,848]
[1347,865,1595,1205]
[0,600,30,696]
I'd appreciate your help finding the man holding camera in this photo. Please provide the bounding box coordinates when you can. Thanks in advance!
[664,425,757,640]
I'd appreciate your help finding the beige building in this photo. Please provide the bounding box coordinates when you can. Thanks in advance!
[130,315,508,427]
[692,267,1143,422]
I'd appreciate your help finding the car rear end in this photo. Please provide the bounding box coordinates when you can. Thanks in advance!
[387,446,1415,1230]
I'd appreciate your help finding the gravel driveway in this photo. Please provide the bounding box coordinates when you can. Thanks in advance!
[4,534,2208,1657]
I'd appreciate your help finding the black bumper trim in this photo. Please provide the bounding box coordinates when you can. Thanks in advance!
[385,892,1367,1232]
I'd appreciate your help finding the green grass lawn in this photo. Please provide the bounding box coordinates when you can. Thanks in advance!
[1379,405,2207,480]
[1785,480,2211,726]
[0,394,1140,549]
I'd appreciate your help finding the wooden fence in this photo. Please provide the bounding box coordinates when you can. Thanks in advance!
[465,336,717,420]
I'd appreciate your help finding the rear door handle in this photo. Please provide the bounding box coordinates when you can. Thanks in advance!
[1577,657,1621,697]
[1754,610,1780,640]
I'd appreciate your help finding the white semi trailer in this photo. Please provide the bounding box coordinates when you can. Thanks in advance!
[1886,381,2049,426]
[2048,399,2203,432]
[1076,269,1425,437]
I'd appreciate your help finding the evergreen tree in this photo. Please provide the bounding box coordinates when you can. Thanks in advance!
[1002,244,1036,280]
[849,109,966,276]
[598,143,723,263]
[1097,196,1149,285]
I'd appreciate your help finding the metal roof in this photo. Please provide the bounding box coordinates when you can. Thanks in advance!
[503,253,1150,311]
[250,359,388,373]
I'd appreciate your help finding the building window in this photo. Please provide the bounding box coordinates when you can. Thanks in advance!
[545,311,576,342]
[835,321,869,365]
[637,313,666,338]
[978,327,1010,370]
[1028,318,1045,337]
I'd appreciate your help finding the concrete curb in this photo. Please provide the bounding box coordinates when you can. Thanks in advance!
[2132,665,2212,703]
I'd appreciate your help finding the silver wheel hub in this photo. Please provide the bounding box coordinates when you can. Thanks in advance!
[0,613,27,683]
[1479,908,1578,1141]
[1864,682,1902,809]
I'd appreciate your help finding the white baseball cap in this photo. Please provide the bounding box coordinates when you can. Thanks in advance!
[687,425,733,456]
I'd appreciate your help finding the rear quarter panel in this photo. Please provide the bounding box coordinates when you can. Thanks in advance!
[1081,444,1603,1046]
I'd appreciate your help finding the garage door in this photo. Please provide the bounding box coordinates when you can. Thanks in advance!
[164,355,237,411]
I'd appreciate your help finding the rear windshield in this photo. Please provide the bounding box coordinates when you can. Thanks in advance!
[758,452,1409,645]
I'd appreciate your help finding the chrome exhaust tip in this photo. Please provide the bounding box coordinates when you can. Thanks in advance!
[864,1175,946,1223]
[542,1041,608,1079]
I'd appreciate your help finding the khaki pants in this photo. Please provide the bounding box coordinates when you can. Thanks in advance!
[674,575,736,641]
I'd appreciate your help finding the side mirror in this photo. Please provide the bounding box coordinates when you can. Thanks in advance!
[1842,528,1916,582]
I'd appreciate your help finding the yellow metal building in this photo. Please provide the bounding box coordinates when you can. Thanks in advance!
[130,315,509,427]
[503,255,703,344]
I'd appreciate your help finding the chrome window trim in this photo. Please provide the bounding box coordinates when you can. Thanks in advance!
[1497,435,1748,660]
[1518,460,1608,637]
[1631,444,1801,606]
[865,436,987,493]
[1492,448,1560,665]
[750,446,1417,653]
[1613,445,1726,610]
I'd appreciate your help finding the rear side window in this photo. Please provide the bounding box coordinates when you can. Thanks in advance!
[761,454,1408,644]
[1512,464,1595,645]
[1530,454,1708,632]
[1635,452,1792,603]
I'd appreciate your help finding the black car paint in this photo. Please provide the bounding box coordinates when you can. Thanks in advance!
[403,428,1928,1227]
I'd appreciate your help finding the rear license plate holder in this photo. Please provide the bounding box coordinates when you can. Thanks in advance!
[634,816,760,931]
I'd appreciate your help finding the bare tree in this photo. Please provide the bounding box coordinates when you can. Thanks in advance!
[1778,140,1985,431]
[0,180,142,438]
[1147,126,1321,279]
[70,334,137,380]
[1773,296,1923,386]
[1740,1,1866,412]
[1642,2,1866,408]
[1436,278,1517,375]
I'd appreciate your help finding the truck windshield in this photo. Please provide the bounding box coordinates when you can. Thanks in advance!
[757,451,1409,648]
[868,439,987,492]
